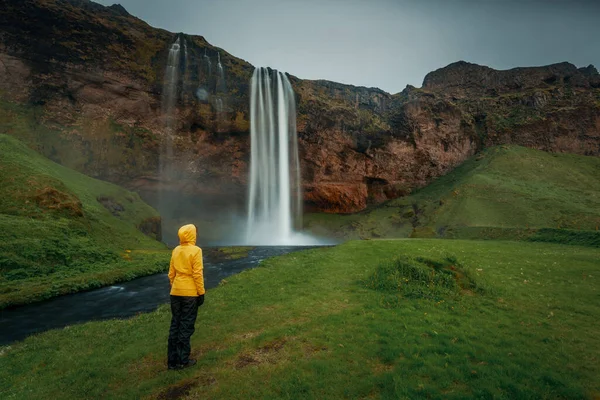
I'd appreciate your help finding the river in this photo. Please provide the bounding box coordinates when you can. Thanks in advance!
[0,246,316,346]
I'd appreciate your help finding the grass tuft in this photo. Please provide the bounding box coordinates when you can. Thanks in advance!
[366,256,481,305]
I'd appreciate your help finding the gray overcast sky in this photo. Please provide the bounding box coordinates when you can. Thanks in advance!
[94,0,600,94]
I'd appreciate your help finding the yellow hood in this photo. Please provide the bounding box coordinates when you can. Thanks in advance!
[178,224,197,245]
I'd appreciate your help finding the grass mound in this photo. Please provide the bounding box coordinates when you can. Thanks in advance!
[0,134,166,308]
[304,145,600,245]
[366,256,480,303]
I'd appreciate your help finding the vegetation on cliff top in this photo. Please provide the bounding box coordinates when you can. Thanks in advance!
[1,240,598,399]
[304,145,600,244]
[0,134,167,309]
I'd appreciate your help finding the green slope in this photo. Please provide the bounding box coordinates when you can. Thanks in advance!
[305,145,600,245]
[0,134,168,308]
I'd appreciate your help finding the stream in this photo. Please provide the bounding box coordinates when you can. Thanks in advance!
[0,246,316,346]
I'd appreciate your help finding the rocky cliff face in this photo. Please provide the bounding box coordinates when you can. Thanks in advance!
[1,0,599,231]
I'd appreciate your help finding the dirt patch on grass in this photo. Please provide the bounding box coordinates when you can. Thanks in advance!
[154,375,217,400]
[372,361,394,375]
[441,381,471,396]
[127,355,163,378]
[235,353,260,369]
[35,187,83,217]
[302,342,328,357]
[190,343,225,359]
[156,379,196,400]
[234,338,287,369]
[260,338,286,352]
[232,330,263,341]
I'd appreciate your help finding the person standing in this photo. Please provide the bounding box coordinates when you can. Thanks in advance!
[167,224,205,370]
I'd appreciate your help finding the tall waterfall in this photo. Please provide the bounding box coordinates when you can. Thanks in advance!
[246,67,303,244]
[203,48,211,77]
[217,52,225,91]
[159,37,183,238]
[161,38,181,133]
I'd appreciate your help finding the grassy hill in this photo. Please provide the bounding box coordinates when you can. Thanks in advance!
[0,134,168,308]
[305,145,600,245]
[1,240,598,399]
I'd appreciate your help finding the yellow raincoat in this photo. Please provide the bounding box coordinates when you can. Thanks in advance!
[168,224,205,296]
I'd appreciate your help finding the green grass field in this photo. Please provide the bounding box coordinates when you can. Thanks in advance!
[304,146,600,244]
[2,240,598,399]
[1,105,599,399]
[0,134,166,308]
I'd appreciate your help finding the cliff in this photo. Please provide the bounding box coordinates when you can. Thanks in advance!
[1,0,599,231]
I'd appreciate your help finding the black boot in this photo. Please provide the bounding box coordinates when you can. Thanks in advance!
[180,359,197,369]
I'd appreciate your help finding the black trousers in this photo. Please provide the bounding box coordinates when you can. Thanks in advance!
[167,295,204,367]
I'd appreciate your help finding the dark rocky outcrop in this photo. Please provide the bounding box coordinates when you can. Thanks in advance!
[1,0,598,218]
[138,216,162,241]
[97,196,125,216]
[422,61,600,96]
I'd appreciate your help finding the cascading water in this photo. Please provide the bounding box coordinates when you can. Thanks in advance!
[160,38,181,181]
[159,37,183,238]
[215,98,223,113]
[182,41,190,102]
[217,52,225,90]
[203,48,212,77]
[246,67,310,245]
[162,38,181,131]
[214,52,227,114]
[183,41,188,65]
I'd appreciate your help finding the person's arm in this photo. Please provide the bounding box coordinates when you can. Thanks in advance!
[192,248,205,295]
[168,254,175,287]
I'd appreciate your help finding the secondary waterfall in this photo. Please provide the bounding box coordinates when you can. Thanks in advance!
[246,67,304,245]
[217,52,225,90]
[204,48,212,77]
[158,37,183,238]
[161,38,181,134]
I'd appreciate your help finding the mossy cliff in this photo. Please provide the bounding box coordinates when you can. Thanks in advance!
[1,0,599,220]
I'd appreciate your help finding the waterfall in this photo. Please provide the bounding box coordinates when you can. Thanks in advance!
[160,38,182,180]
[182,40,189,103]
[214,52,227,115]
[161,38,181,131]
[158,37,182,238]
[217,52,225,90]
[203,48,211,77]
[246,67,305,245]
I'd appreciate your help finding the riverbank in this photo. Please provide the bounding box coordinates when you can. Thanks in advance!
[2,240,599,399]
[0,250,170,310]
[0,247,255,310]
[1,246,314,345]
